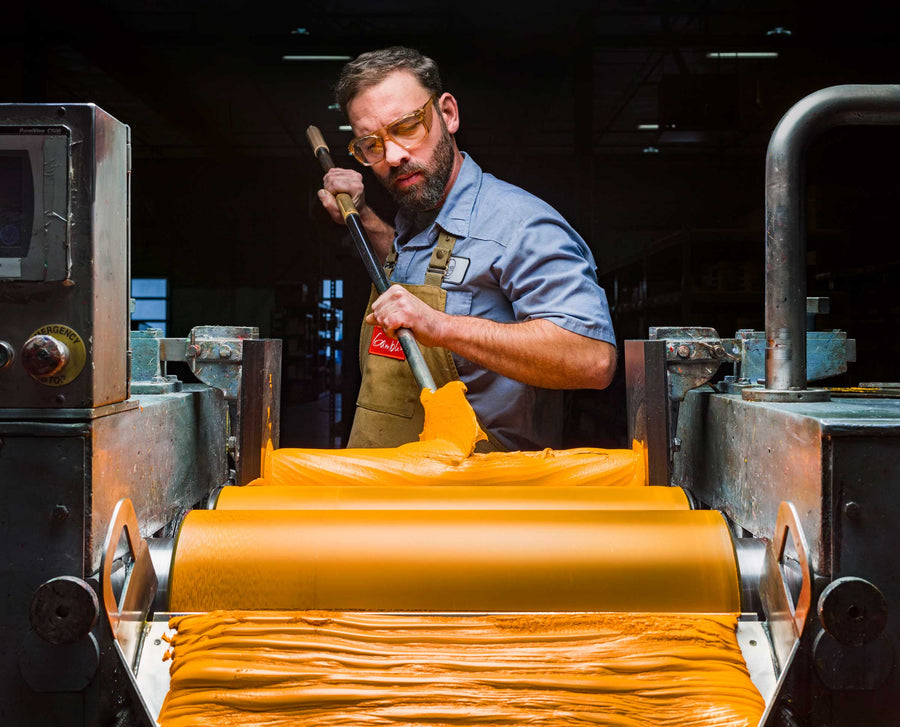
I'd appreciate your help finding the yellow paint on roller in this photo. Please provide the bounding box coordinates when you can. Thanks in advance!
[161,380,754,724]
[261,443,646,487]
[157,610,764,727]
[214,483,688,511]
[251,378,646,488]
[169,509,740,613]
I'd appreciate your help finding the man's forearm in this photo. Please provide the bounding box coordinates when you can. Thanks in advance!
[365,287,616,389]
[437,316,616,390]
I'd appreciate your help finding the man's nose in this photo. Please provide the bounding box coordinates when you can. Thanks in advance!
[383,138,410,166]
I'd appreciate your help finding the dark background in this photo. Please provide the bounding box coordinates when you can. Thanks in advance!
[5,1,898,447]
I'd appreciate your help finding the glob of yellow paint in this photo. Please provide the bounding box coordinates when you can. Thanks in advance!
[419,379,487,454]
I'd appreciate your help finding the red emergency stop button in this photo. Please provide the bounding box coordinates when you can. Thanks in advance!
[21,325,87,386]
[22,335,70,377]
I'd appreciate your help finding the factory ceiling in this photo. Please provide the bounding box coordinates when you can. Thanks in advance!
[9,1,899,162]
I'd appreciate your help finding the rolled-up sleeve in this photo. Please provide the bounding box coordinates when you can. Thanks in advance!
[495,207,616,346]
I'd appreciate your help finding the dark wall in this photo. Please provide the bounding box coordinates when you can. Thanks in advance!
[4,2,899,447]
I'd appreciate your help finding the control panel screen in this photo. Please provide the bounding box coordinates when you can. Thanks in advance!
[0,150,34,259]
[0,129,68,281]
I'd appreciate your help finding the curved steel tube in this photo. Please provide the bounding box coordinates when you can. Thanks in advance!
[765,84,900,390]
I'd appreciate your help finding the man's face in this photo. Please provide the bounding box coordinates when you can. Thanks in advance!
[347,71,456,212]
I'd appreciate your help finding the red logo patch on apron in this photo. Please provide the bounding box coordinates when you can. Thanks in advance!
[368,326,406,360]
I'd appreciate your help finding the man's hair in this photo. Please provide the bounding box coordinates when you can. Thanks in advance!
[335,46,443,114]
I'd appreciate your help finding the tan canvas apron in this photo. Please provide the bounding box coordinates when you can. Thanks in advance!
[347,231,506,452]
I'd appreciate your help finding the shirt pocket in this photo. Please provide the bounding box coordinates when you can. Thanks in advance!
[443,289,473,318]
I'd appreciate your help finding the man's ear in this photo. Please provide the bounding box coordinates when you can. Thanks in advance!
[438,92,460,134]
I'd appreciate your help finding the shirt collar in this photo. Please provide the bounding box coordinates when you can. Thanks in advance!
[434,152,481,240]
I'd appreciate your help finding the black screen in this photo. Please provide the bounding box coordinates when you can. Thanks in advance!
[0,150,34,258]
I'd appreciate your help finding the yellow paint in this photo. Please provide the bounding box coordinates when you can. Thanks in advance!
[168,509,739,613]
[250,380,645,487]
[214,483,689,511]
[419,380,486,454]
[160,377,755,724]
[828,386,896,394]
[157,610,764,727]
[172,375,667,614]
[262,442,646,487]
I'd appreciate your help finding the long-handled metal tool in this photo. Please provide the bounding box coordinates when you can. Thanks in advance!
[306,125,437,393]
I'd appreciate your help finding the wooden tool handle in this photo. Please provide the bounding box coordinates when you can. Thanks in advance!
[306,125,356,219]
[305,125,329,159]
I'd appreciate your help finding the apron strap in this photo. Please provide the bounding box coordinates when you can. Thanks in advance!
[385,230,456,286]
[424,231,457,287]
[383,248,399,279]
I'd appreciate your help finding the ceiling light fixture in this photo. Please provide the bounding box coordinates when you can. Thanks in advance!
[282,55,352,61]
[706,52,779,59]
[642,146,659,154]
[338,125,352,132]
[637,124,659,131]
[766,27,792,36]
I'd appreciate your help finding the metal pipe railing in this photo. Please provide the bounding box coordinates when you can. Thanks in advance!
[764,85,900,391]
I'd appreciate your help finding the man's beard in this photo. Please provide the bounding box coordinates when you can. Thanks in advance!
[385,126,455,213]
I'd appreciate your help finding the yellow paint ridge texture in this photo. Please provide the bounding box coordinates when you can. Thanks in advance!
[258,381,646,487]
[168,509,740,613]
[157,611,764,727]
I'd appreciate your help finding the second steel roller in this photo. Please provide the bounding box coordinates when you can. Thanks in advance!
[168,508,740,614]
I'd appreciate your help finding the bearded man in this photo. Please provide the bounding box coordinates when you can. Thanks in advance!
[318,46,616,451]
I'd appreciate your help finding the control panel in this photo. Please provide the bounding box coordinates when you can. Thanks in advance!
[0,105,130,409]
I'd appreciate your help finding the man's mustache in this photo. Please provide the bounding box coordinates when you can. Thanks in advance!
[389,162,425,183]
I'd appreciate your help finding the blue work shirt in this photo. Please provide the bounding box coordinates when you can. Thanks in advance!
[389,153,616,451]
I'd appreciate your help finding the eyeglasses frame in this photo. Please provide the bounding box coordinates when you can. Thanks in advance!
[347,93,438,166]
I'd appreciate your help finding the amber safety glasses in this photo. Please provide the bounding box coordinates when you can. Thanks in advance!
[348,94,437,166]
